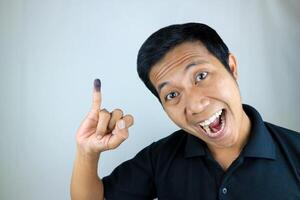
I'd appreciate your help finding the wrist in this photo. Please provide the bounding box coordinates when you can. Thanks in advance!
[76,146,101,163]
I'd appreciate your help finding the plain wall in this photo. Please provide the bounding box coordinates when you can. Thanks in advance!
[0,0,299,199]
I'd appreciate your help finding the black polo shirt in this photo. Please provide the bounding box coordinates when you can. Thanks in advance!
[102,105,300,199]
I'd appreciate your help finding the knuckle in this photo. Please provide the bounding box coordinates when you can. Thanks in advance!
[119,130,129,140]
[96,125,106,135]
[100,109,111,118]
[100,108,109,114]
[108,143,118,150]
[113,108,123,116]
[123,134,129,140]
[127,114,134,121]
[124,115,134,126]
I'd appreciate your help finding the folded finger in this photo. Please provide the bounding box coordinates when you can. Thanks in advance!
[108,109,123,132]
[108,127,129,149]
[96,108,111,137]
[122,114,134,128]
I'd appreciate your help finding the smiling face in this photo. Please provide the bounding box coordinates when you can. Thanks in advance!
[149,42,250,150]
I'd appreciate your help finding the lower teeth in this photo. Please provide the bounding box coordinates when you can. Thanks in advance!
[203,125,212,135]
[203,114,224,137]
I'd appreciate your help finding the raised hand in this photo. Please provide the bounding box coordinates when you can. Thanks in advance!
[76,79,134,156]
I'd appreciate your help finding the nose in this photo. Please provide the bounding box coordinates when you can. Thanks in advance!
[185,88,209,116]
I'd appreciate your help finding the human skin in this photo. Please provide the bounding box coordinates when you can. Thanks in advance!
[149,42,251,169]
[70,79,134,200]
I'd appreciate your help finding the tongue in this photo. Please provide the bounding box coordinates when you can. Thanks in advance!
[209,116,222,133]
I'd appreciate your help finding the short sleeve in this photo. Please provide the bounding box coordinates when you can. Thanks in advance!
[102,143,157,200]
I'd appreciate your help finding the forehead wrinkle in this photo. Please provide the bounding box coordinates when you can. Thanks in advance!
[157,60,208,95]
[153,52,206,83]
[156,58,209,95]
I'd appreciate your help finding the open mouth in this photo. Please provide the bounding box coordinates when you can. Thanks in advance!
[197,109,226,138]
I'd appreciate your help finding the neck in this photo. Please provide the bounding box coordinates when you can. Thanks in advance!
[208,110,251,170]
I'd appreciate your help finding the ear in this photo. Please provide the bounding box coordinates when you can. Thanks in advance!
[228,53,238,80]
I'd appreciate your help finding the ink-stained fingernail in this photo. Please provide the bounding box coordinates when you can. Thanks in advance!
[94,79,101,92]
[117,120,125,129]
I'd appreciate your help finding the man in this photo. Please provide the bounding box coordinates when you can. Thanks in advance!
[71,23,300,200]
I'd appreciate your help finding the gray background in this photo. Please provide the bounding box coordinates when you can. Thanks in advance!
[1,0,299,199]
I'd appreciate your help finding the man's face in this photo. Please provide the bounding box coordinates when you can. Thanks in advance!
[149,42,246,149]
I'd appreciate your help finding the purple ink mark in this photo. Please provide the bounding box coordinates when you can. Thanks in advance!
[94,79,101,92]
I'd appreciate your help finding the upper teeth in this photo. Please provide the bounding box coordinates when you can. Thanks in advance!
[199,110,222,127]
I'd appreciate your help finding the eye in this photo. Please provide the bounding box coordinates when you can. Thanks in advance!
[165,91,179,101]
[195,72,208,82]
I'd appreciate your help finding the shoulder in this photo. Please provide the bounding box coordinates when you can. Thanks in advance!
[132,129,187,163]
[150,129,187,155]
[265,122,300,144]
[102,130,187,198]
[136,129,187,172]
[265,122,300,161]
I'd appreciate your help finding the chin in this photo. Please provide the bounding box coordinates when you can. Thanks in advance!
[213,134,238,149]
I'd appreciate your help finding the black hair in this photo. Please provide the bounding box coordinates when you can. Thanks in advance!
[137,22,230,99]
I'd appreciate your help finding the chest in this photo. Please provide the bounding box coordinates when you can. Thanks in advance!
[155,157,300,200]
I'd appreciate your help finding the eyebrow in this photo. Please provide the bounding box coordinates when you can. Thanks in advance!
[157,60,208,94]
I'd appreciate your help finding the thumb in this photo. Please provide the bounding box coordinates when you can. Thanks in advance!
[107,119,130,150]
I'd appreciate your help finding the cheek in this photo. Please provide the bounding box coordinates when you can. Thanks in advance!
[212,75,240,103]
[164,106,186,126]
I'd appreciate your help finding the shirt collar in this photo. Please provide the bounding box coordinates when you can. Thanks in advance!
[184,104,276,160]
[241,104,276,160]
[184,133,206,158]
